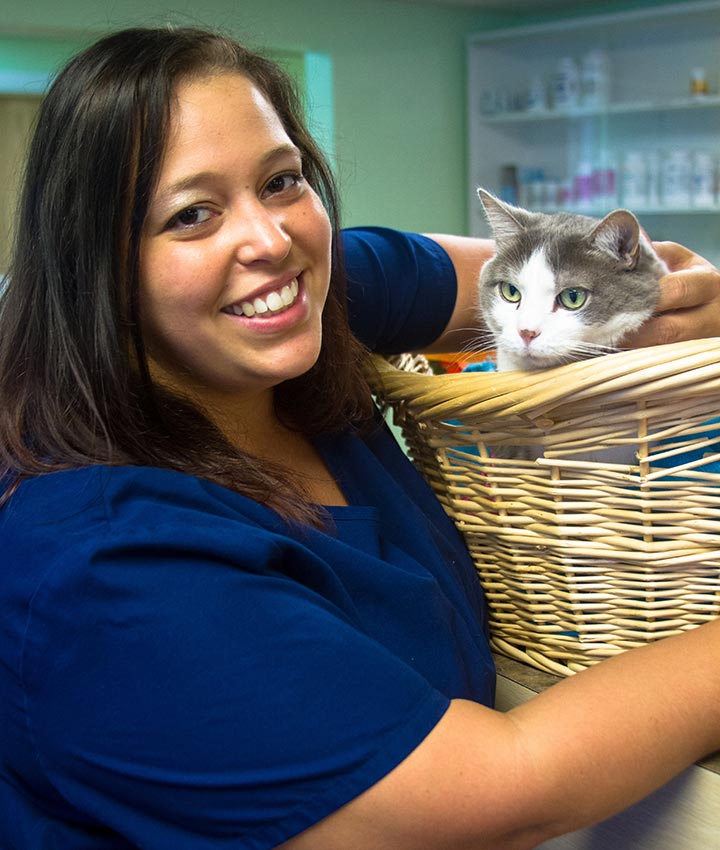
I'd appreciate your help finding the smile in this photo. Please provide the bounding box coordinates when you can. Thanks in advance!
[225,279,299,318]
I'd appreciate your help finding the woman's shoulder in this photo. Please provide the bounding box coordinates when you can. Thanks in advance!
[0,464,302,694]
[0,464,285,588]
[5,463,275,526]
[341,227,457,354]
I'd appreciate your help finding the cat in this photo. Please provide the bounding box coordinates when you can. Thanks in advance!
[475,188,669,465]
[476,188,668,373]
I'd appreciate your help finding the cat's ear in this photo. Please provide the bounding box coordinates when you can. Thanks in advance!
[590,209,642,270]
[477,188,530,241]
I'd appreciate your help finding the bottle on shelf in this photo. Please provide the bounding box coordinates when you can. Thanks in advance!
[580,48,610,109]
[620,151,648,209]
[517,166,545,209]
[690,150,717,207]
[551,57,580,111]
[592,155,618,210]
[662,149,692,208]
[499,164,519,205]
[573,160,595,212]
[526,74,548,112]
[645,151,662,208]
[690,67,709,99]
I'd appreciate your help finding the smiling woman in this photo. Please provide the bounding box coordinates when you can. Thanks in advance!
[0,27,372,525]
[0,24,719,850]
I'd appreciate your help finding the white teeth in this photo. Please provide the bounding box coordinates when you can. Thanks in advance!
[234,278,299,318]
[266,292,283,312]
[253,297,268,314]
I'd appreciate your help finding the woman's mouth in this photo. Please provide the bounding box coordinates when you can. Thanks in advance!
[224,278,299,318]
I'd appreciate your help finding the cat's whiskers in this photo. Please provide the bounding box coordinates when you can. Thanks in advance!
[456,330,498,358]
[567,340,621,359]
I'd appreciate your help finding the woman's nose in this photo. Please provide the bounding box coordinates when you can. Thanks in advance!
[233,205,291,265]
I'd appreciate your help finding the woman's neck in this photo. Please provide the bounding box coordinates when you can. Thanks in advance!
[202,389,350,508]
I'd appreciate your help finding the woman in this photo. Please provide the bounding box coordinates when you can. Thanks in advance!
[0,26,718,850]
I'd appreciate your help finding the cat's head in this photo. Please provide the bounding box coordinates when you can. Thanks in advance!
[477,189,666,371]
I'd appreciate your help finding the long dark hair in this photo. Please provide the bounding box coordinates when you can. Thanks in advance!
[0,27,374,525]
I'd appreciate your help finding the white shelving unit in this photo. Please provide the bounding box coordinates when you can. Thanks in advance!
[466,1,720,265]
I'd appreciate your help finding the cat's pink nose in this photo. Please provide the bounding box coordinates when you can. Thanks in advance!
[519,328,540,345]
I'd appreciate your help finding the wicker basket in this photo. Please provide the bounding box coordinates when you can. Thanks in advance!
[369,339,720,676]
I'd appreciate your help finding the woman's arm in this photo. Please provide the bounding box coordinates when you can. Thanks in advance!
[279,616,720,850]
[419,233,495,353]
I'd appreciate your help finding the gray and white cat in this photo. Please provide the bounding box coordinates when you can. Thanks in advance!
[477,188,668,372]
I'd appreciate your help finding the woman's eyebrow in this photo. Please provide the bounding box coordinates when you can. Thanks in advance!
[154,172,216,204]
[153,144,302,206]
[261,143,302,166]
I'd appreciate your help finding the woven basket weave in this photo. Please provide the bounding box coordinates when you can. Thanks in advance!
[369,339,720,676]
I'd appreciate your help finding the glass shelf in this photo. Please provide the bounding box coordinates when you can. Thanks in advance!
[479,95,720,124]
[542,205,720,216]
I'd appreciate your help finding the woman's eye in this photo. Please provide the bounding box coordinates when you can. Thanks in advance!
[167,205,215,230]
[558,287,588,310]
[499,281,521,303]
[263,172,303,197]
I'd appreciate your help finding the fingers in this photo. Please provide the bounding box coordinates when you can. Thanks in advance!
[652,241,719,313]
[624,241,720,348]
[627,311,709,349]
[652,240,700,272]
[654,268,720,314]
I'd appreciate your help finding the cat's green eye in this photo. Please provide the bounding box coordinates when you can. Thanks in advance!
[557,287,588,310]
[499,281,521,303]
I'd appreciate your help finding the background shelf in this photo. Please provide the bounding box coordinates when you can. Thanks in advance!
[467,1,720,265]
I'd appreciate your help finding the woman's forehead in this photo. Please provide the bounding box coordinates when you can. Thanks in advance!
[151,74,296,200]
[166,73,289,149]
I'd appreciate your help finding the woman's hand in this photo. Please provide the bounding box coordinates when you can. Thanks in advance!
[625,241,720,348]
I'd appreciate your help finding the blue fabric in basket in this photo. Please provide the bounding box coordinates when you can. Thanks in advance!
[463,361,497,373]
[650,417,720,474]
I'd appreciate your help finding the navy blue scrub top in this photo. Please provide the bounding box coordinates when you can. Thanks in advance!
[0,228,495,850]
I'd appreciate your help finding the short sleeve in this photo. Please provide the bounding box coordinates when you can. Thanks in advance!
[341,226,458,353]
[19,470,450,849]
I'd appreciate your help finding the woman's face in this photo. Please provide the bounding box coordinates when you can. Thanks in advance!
[139,73,332,406]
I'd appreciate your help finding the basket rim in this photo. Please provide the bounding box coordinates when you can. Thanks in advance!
[370,338,720,421]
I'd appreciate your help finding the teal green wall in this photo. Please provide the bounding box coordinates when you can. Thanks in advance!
[0,35,84,90]
[0,0,515,234]
[0,0,699,233]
